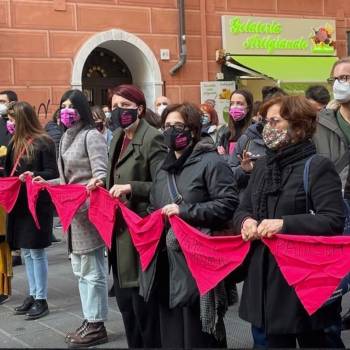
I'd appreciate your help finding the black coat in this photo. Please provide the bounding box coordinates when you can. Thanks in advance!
[5,137,59,250]
[140,139,239,305]
[45,121,63,159]
[233,154,345,335]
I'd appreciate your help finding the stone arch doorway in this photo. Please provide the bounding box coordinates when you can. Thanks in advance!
[82,47,132,106]
[71,29,163,108]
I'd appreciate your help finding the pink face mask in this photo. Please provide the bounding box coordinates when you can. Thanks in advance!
[6,120,15,135]
[229,106,247,121]
[60,108,80,128]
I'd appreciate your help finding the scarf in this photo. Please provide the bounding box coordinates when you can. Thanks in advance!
[161,145,194,174]
[255,140,316,221]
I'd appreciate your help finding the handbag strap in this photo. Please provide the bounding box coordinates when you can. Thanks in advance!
[10,138,33,177]
[303,154,317,214]
[166,173,183,204]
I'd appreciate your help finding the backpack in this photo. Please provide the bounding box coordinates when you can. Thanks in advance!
[303,155,350,233]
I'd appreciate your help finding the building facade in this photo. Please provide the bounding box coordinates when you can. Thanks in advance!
[0,0,348,119]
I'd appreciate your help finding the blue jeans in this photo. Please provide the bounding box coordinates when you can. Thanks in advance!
[71,247,108,322]
[251,325,268,348]
[22,248,48,300]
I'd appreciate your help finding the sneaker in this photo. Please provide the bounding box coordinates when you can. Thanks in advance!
[0,295,8,305]
[25,299,49,320]
[14,296,35,315]
[67,322,108,348]
[65,320,88,343]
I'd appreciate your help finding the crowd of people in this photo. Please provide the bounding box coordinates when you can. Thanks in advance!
[0,57,350,349]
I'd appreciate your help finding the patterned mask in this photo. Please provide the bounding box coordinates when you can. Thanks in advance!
[262,123,291,150]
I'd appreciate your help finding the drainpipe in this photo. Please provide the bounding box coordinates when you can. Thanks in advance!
[169,0,186,75]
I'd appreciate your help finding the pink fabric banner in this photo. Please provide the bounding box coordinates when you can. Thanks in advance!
[46,184,88,233]
[169,215,251,295]
[26,177,45,229]
[88,187,118,249]
[263,234,350,315]
[118,199,164,271]
[0,177,22,212]
[6,176,350,316]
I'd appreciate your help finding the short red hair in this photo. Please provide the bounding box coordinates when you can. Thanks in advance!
[108,84,146,116]
[200,103,219,126]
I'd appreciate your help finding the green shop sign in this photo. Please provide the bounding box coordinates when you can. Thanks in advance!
[222,16,336,56]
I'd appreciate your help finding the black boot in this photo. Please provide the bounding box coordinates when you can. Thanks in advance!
[0,294,8,305]
[14,296,35,315]
[25,299,49,320]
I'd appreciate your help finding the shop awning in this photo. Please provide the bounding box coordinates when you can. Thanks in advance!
[228,55,338,83]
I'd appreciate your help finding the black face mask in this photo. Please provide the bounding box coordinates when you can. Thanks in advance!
[111,107,138,129]
[163,127,192,151]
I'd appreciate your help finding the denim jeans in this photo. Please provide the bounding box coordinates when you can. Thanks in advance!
[251,325,268,348]
[22,248,48,300]
[71,247,108,322]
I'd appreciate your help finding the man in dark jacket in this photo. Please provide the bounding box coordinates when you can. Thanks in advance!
[0,90,17,157]
[0,91,21,300]
[312,57,350,340]
[44,109,63,159]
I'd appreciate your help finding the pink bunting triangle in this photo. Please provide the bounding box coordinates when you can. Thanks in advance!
[263,234,350,315]
[169,215,251,295]
[88,187,118,249]
[26,177,46,229]
[0,177,22,212]
[118,200,164,271]
[46,184,88,233]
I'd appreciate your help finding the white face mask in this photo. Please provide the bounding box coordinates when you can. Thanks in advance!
[0,103,7,116]
[333,79,350,104]
[156,105,167,116]
[104,112,111,119]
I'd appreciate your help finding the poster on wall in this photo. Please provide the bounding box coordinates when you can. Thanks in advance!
[200,81,236,124]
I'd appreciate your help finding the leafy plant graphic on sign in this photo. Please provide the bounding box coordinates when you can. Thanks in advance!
[310,23,336,54]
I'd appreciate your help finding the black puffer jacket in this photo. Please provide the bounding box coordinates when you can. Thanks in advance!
[140,138,239,304]
[228,123,266,190]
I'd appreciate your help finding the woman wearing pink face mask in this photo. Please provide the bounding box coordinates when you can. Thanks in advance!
[217,89,253,157]
[33,90,109,348]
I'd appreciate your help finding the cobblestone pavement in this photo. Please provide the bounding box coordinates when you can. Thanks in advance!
[1,227,350,348]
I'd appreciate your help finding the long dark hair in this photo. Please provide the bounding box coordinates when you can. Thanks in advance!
[7,101,48,161]
[59,90,95,128]
[228,89,253,141]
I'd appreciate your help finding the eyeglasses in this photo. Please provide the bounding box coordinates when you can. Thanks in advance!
[266,118,283,127]
[327,75,350,84]
[162,122,186,131]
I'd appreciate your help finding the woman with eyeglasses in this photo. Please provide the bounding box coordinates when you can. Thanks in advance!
[233,95,345,348]
[140,103,239,348]
[101,84,167,348]
[217,89,253,157]
[33,90,109,348]
[4,102,58,320]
